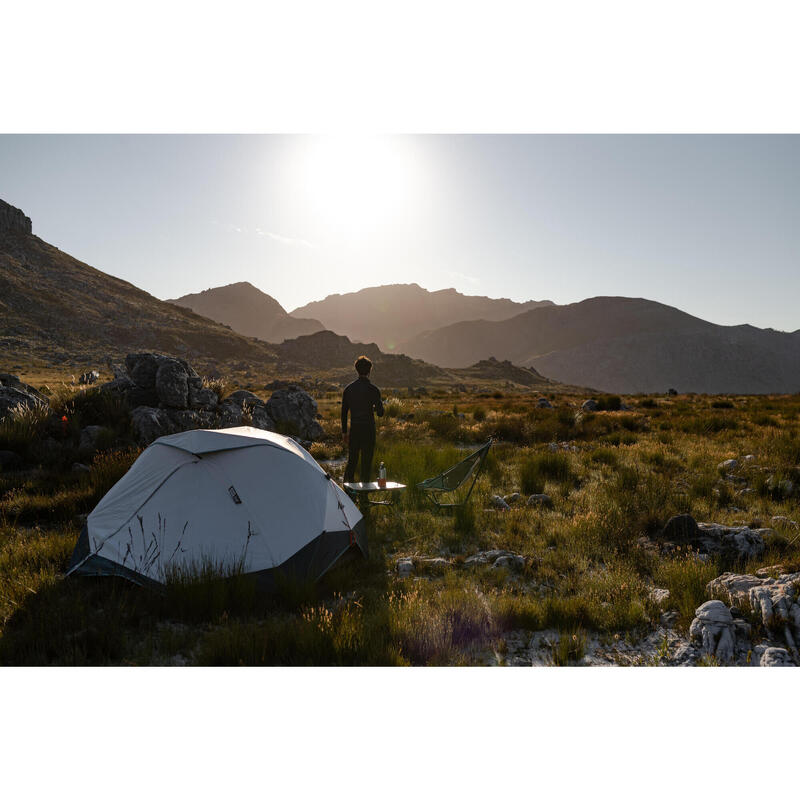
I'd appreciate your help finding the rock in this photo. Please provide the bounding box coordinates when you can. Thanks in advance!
[0,450,22,470]
[125,353,162,391]
[79,370,100,385]
[743,454,756,464]
[225,390,265,408]
[78,425,107,452]
[490,495,510,510]
[155,360,189,408]
[0,385,48,420]
[0,199,33,234]
[537,397,553,409]
[689,600,736,663]
[660,513,699,542]
[396,557,414,577]
[771,515,798,529]
[71,462,91,474]
[527,493,553,508]
[250,406,276,432]
[696,523,767,559]
[419,557,449,571]
[649,588,671,605]
[503,492,521,505]
[581,399,598,412]
[760,647,794,667]
[492,554,525,570]
[718,459,738,471]
[188,383,218,410]
[266,387,324,441]
[131,406,167,445]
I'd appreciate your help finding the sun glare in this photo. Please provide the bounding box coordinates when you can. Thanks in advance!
[294,136,420,235]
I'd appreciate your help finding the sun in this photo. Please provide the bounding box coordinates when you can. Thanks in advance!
[294,136,420,236]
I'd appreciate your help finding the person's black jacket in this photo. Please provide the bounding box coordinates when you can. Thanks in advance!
[341,376,384,433]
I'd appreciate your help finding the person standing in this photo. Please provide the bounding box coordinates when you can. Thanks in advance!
[342,355,384,483]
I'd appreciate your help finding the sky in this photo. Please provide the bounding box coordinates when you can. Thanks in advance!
[1,134,799,331]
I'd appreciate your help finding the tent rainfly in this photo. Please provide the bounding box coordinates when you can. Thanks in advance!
[66,427,367,588]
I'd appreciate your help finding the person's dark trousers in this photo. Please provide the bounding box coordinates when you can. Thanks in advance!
[344,423,376,483]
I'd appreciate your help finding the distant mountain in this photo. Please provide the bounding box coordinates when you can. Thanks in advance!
[290,283,553,352]
[274,330,558,390]
[170,282,324,343]
[399,296,800,394]
[0,200,280,372]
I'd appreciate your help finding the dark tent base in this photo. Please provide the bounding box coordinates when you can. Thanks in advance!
[66,519,368,592]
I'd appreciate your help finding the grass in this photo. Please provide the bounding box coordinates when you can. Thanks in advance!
[2,387,800,665]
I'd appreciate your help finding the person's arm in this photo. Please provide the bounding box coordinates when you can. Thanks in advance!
[374,387,384,417]
[341,390,349,438]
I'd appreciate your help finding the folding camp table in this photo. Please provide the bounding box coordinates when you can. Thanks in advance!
[343,480,407,506]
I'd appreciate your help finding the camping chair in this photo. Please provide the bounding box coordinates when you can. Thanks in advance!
[416,439,493,508]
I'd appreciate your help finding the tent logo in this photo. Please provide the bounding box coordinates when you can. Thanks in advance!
[228,486,242,504]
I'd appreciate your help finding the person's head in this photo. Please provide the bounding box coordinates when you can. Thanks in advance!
[355,355,372,377]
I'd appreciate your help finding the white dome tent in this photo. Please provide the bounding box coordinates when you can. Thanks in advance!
[66,427,367,588]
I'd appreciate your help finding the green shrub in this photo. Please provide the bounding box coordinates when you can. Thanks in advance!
[520,452,575,494]
[384,397,403,418]
[596,395,622,411]
[0,404,50,454]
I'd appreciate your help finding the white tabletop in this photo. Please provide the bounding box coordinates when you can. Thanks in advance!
[343,481,406,492]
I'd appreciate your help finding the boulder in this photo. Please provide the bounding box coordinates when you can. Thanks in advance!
[0,385,47,419]
[188,383,218,411]
[492,554,525,570]
[718,459,738,471]
[537,397,553,409]
[396,557,415,577]
[490,495,510,510]
[131,406,168,445]
[696,523,767,559]
[689,600,735,663]
[527,493,553,508]
[225,390,265,408]
[760,647,793,667]
[266,387,324,440]
[581,399,598,412]
[503,492,521,505]
[79,425,107,452]
[155,360,190,408]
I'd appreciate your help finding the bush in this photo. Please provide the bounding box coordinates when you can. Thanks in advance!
[0,404,51,454]
[427,413,462,439]
[520,452,575,494]
[596,395,622,411]
[472,407,486,422]
[384,397,403,418]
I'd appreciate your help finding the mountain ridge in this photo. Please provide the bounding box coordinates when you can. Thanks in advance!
[169,281,324,344]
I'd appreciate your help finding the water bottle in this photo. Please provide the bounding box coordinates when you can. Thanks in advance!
[378,461,387,487]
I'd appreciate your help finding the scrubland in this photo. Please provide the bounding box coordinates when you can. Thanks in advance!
[2,386,799,665]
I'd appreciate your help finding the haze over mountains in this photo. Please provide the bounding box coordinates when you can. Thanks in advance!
[3,196,800,395]
[401,297,800,394]
[170,282,323,343]
[290,283,553,352]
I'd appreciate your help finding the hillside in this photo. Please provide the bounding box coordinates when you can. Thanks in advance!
[169,282,324,343]
[290,283,553,352]
[0,199,281,373]
[399,296,800,394]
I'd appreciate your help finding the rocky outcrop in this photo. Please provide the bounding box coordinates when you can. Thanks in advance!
[0,374,48,420]
[707,568,800,662]
[105,353,321,446]
[0,200,32,235]
[659,514,768,560]
[265,387,323,440]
